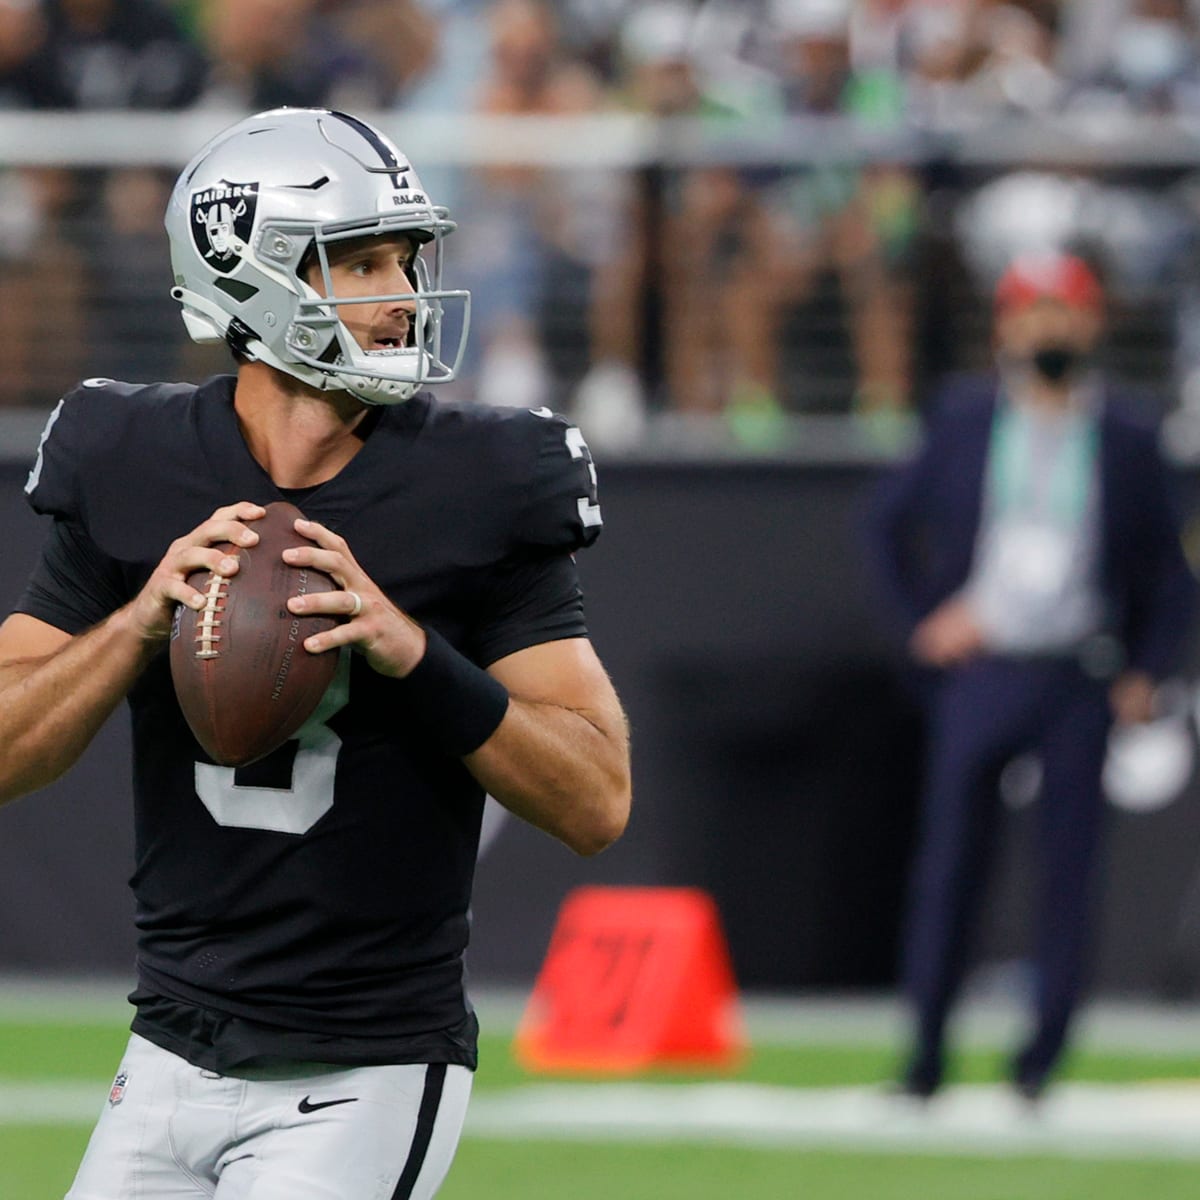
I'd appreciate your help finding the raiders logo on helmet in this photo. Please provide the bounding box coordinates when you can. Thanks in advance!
[190,181,259,274]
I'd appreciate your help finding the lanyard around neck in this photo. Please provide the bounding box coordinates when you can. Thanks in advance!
[989,400,1098,524]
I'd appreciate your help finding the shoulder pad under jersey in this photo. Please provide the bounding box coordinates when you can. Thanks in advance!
[24,378,197,519]
[512,406,603,553]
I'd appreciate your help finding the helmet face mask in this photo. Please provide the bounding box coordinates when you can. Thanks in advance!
[166,108,471,404]
[288,220,460,401]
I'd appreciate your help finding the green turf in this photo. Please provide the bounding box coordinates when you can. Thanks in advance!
[0,1023,130,1081]
[0,1126,92,1199]
[476,1033,1200,1091]
[6,1020,1200,1199]
[6,1021,1200,1090]
[6,1127,1199,1200]
[439,1141,1200,1200]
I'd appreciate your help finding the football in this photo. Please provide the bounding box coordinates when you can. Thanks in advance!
[170,501,340,767]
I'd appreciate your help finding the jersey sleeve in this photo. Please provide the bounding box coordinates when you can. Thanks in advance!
[468,550,588,667]
[464,410,600,663]
[514,410,603,552]
[24,394,79,519]
[24,380,126,520]
[14,517,129,634]
[20,382,137,631]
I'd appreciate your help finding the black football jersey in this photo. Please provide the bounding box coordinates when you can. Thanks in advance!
[18,374,601,1071]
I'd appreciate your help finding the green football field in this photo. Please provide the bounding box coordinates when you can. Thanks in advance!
[4,988,1200,1199]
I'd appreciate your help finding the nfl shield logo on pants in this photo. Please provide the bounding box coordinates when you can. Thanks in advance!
[108,1072,128,1107]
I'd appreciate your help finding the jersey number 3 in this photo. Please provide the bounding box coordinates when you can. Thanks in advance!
[565,425,602,531]
[194,652,350,835]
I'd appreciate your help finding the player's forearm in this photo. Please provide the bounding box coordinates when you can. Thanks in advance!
[0,608,156,804]
[466,698,631,856]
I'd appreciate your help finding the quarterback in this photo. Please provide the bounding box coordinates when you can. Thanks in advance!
[0,108,630,1199]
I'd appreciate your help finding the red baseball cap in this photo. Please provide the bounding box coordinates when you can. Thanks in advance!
[994,253,1104,314]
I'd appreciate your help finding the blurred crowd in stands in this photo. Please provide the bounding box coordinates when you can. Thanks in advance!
[4,0,1200,449]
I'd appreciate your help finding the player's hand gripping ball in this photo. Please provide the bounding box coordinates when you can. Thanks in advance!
[170,501,340,767]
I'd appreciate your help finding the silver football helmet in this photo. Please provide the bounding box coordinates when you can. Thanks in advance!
[165,108,470,404]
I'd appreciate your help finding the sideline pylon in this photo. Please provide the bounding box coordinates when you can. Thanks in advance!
[513,886,746,1072]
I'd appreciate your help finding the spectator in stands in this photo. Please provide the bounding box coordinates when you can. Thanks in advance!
[392,0,491,225]
[1064,0,1200,117]
[196,0,437,112]
[868,252,1196,1101]
[893,2,1014,123]
[954,0,1196,409]
[329,0,439,108]
[862,1,1064,124]
[0,3,61,404]
[932,2,1061,116]
[967,3,1063,113]
[197,0,329,110]
[2,0,205,109]
[718,0,918,444]
[573,0,733,444]
[0,0,44,106]
[0,0,207,400]
[453,0,606,410]
[0,165,85,407]
[555,0,649,84]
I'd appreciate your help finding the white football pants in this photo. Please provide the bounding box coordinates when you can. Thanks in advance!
[66,1033,472,1200]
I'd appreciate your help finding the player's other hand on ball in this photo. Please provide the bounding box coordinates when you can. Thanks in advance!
[283,517,427,677]
[131,502,266,641]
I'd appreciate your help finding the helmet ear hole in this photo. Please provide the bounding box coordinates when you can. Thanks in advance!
[297,242,320,287]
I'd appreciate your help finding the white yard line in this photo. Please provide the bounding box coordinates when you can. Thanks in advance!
[0,1082,102,1126]
[0,976,135,1024]
[6,1078,1200,1160]
[465,1081,1200,1159]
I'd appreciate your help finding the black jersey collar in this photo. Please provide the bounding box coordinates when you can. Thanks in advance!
[190,374,430,530]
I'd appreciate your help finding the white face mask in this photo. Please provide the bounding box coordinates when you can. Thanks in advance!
[1112,17,1192,90]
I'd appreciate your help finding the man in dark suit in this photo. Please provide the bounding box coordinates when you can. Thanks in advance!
[870,252,1196,1100]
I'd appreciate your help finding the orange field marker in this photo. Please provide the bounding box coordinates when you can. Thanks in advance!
[514,886,747,1072]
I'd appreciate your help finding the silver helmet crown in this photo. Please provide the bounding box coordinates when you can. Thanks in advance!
[165,107,470,404]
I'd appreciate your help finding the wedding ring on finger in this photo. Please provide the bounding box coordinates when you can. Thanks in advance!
[347,591,364,618]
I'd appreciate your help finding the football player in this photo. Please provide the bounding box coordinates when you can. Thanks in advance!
[0,108,631,1199]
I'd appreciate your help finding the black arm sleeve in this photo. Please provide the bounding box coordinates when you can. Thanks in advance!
[14,518,129,635]
[469,551,588,668]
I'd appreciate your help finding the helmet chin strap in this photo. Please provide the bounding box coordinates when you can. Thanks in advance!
[171,286,417,405]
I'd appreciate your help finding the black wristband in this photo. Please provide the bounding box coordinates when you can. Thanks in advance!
[396,628,510,757]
